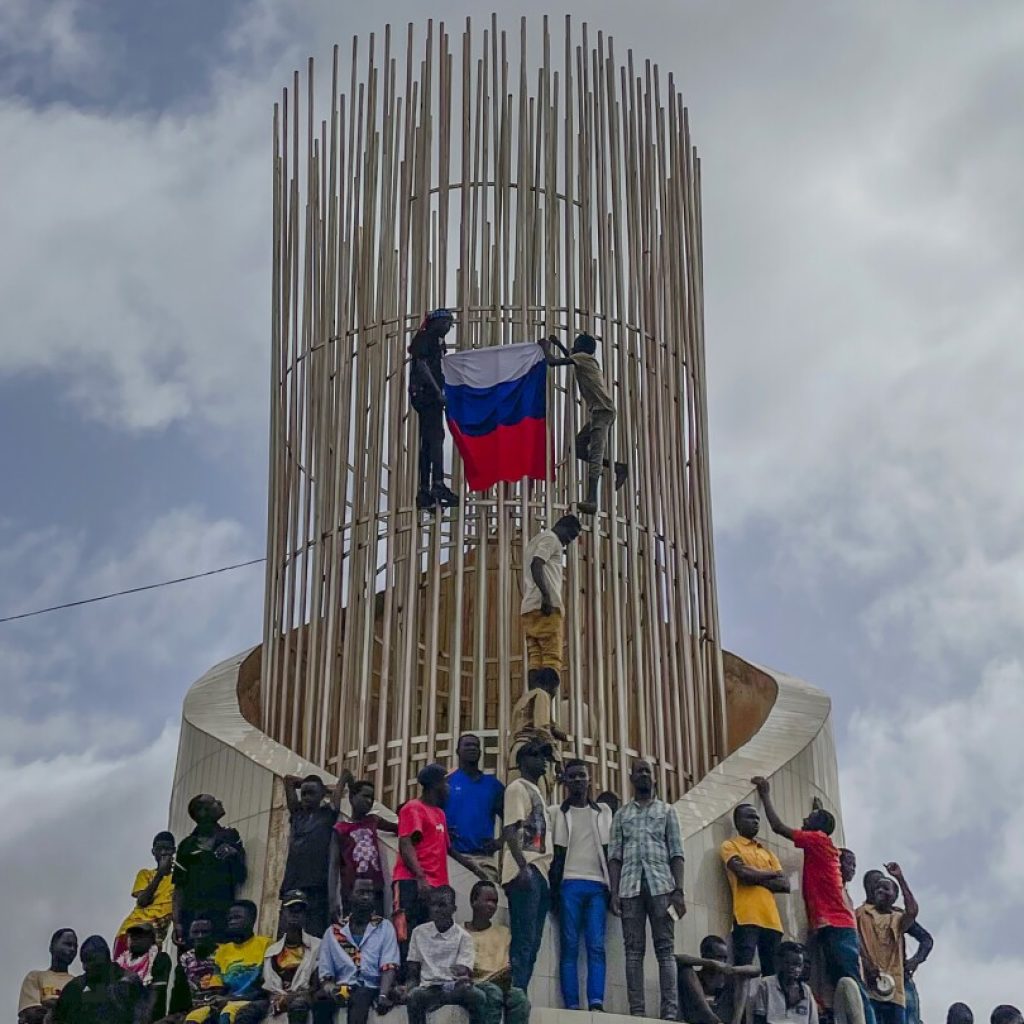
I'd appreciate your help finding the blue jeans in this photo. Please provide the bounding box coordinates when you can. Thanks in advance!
[505,864,551,991]
[817,926,877,1024]
[559,879,608,1008]
[872,1002,907,1024]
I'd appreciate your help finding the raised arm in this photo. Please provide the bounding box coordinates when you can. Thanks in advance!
[282,775,302,814]
[538,336,574,367]
[885,862,919,931]
[330,769,354,812]
[750,777,795,841]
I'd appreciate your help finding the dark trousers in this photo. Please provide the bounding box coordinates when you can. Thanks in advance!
[731,923,782,976]
[504,864,551,991]
[395,879,433,965]
[407,984,487,1024]
[872,1003,907,1024]
[620,880,677,1020]
[817,926,877,1024]
[415,403,445,490]
[312,985,379,1024]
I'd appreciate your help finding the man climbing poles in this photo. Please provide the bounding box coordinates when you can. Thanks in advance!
[409,308,460,511]
[539,333,626,515]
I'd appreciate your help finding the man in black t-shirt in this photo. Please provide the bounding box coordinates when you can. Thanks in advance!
[280,774,338,935]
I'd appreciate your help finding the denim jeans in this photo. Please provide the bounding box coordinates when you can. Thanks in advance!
[504,864,551,991]
[559,879,608,1008]
[905,980,921,1024]
[620,879,677,1020]
[817,926,877,1024]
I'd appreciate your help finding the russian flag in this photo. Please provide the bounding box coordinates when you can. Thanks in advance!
[442,342,550,492]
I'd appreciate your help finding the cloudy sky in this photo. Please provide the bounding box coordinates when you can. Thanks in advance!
[2,0,1022,1014]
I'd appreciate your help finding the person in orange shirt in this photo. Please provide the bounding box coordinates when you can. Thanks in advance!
[720,803,790,976]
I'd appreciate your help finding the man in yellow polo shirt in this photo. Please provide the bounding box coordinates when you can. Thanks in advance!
[720,803,790,976]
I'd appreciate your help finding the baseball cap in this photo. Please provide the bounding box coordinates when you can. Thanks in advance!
[280,889,309,908]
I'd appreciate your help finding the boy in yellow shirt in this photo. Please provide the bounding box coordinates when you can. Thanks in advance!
[464,881,530,1024]
[114,831,176,958]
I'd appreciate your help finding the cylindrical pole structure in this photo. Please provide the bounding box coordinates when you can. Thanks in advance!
[262,17,723,806]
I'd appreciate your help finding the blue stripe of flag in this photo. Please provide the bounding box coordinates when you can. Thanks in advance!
[444,361,547,438]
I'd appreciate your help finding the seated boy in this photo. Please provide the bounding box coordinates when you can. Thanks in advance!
[209,900,272,1023]
[170,916,225,1021]
[405,887,487,1024]
[314,877,400,1024]
[262,891,321,1023]
[676,935,759,1024]
[464,881,529,1024]
[750,942,818,1024]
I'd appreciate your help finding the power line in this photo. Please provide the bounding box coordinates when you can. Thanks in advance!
[0,557,266,625]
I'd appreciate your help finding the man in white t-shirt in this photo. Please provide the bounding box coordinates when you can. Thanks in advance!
[501,739,554,993]
[511,516,582,784]
[550,758,613,1011]
[405,886,486,1024]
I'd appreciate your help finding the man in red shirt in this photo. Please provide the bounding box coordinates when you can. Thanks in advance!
[751,777,876,1024]
[393,764,489,952]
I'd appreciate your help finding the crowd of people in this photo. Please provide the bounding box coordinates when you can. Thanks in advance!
[18,742,1019,1024]
[15,323,1016,1021]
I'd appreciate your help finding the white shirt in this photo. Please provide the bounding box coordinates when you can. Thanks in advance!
[521,530,564,614]
[559,804,611,884]
[407,922,476,986]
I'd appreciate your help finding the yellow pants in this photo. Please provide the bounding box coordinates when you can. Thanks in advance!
[521,609,564,673]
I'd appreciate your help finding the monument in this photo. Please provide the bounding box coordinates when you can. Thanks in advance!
[171,17,845,1013]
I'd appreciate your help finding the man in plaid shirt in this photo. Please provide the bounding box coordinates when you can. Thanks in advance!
[608,759,686,1020]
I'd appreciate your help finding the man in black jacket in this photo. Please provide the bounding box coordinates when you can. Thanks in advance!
[172,793,247,944]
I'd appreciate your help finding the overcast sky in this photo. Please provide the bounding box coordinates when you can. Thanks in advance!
[2,0,1023,1015]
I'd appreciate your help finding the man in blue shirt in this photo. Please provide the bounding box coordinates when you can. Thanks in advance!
[446,734,505,882]
[313,878,401,1024]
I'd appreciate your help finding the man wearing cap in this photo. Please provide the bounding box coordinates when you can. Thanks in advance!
[314,877,401,1024]
[393,763,489,950]
[408,308,459,510]
[261,890,321,1023]
[501,739,554,992]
